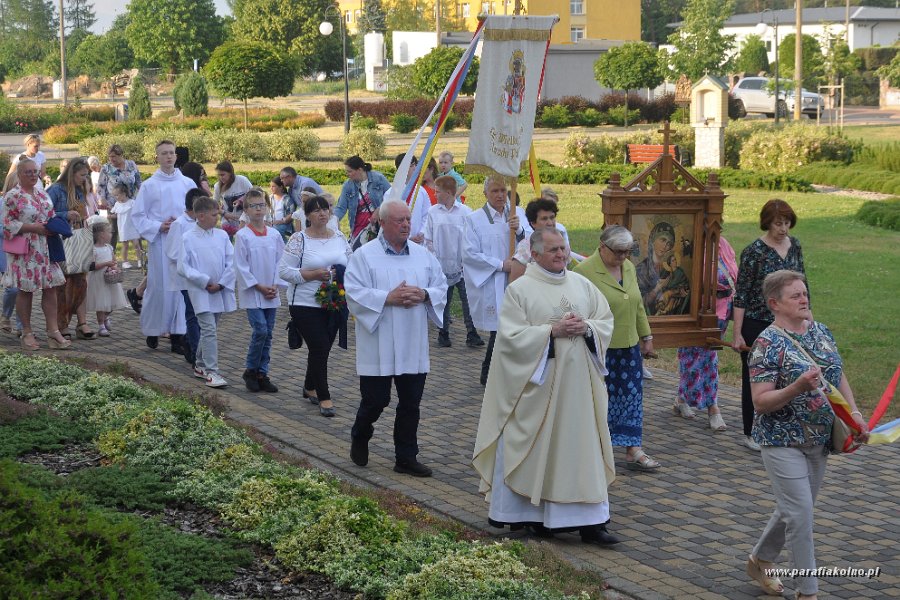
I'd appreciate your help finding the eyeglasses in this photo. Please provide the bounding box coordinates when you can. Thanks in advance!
[602,243,631,257]
[20,170,39,175]
[246,203,267,210]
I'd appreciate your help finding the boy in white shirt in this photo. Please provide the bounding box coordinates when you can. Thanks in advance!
[423,176,482,348]
[164,189,202,370]
[234,187,286,393]
[177,196,236,388]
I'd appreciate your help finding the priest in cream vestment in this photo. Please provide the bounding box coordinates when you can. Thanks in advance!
[472,229,620,545]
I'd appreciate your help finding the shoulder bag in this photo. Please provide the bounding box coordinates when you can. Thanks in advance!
[3,235,28,255]
[772,325,861,454]
[62,226,94,274]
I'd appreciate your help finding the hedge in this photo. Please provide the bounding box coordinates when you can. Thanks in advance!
[0,95,116,133]
[794,162,900,195]
[855,198,900,231]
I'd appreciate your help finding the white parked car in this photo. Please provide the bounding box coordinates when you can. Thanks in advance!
[731,77,825,118]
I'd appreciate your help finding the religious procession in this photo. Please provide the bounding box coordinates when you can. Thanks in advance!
[3,9,900,600]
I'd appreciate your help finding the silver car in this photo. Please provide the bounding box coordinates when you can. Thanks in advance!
[731,76,825,118]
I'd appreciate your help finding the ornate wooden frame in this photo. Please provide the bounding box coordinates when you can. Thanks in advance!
[601,122,725,349]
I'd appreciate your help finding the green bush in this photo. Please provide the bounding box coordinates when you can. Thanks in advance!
[0,411,95,458]
[0,461,159,598]
[138,128,207,163]
[856,142,900,173]
[129,78,152,121]
[605,105,642,127]
[390,113,419,134]
[740,124,859,174]
[261,129,321,161]
[204,129,268,162]
[351,111,379,130]
[856,198,900,231]
[0,354,89,401]
[176,72,210,117]
[67,465,176,511]
[79,132,145,162]
[574,108,604,127]
[540,104,572,129]
[563,133,625,166]
[0,151,10,176]
[339,129,387,160]
[97,399,249,480]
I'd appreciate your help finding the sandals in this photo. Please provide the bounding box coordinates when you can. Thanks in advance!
[709,412,727,432]
[20,332,39,351]
[625,449,660,471]
[673,400,696,419]
[76,323,97,340]
[47,331,72,350]
[746,554,784,596]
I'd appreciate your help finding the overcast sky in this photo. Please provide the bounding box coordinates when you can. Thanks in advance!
[90,0,233,33]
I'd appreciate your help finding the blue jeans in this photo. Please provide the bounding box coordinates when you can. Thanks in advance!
[181,290,200,364]
[245,308,277,374]
[440,277,476,336]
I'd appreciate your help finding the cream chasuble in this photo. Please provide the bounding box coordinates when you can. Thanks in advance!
[473,263,616,506]
[345,239,448,376]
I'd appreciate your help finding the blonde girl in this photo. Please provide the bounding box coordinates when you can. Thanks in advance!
[85,220,127,336]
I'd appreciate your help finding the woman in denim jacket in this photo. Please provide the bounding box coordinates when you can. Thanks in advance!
[334,155,390,248]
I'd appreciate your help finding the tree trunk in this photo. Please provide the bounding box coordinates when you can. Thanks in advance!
[243,98,249,130]
[624,90,629,128]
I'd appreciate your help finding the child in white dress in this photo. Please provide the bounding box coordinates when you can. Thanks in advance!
[86,221,128,336]
[109,182,144,269]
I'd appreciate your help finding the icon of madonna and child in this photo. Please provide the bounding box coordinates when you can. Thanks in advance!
[632,217,694,317]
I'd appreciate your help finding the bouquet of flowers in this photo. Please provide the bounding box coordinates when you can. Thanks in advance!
[315,279,346,312]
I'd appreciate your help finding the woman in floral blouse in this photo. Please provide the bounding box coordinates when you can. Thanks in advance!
[732,199,807,451]
[746,270,868,600]
[2,159,68,351]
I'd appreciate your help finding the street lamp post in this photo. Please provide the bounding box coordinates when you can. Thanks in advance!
[755,9,780,124]
[320,8,350,134]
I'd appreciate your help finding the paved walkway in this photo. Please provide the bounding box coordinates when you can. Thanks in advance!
[3,272,897,600]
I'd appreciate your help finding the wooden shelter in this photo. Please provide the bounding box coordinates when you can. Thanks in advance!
[601,122,725,349]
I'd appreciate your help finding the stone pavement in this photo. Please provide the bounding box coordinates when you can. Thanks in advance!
[3,271,897,600]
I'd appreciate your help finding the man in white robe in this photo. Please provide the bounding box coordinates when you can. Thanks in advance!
[472,228,620,545]
[131,140,195,350]
[345,200,448,477]
[462,175,523,385]
[163,188,201,367]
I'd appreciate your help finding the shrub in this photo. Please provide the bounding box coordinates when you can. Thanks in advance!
[643,93,677,123]
[204,129,267,162]
[0,151,10,176]
[563,132,626,166]
[724,120,768,168]
[261,129,321,161]
[0,354,89,401]
[391,113,419,134]
[540,104,572,128]
[0,461,159,598]
[740,124,860,174]
[574,108,604,127]
[79,132,145,162]
[284,112,327,128]
[97,399,249,480]
[339,129,386,160]
[138,128,206,163]
[129,77,152,120]
[351,111,379,130]
[0,411,95,459]
[176,72,209,117]
[605,105,643,127]
[43,122,108,144]
[384,64,422,100]
[67,465,176,511]
[855,198,900,231]
[856,142,900,173]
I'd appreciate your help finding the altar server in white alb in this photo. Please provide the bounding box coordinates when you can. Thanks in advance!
[177,196,236,388]
[345,200,448,478]
[163,188,202,370]
[473,228,619,546]
[462,174,524,385]
[131,139,195,351]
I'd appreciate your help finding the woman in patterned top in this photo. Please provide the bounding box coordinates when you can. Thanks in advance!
[732,199,807,451]
[746,270,868,600]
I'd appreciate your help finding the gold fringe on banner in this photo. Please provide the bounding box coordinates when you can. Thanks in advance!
[463,162,531,182]
[483,28,552,42]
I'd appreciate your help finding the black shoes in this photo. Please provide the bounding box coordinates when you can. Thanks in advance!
[257,373,278,393]
[303,390,319,405]
[146,336,158,349]
[480,366,489,386]
[437,332,451,347]
[243,369,261,392]
[466,332,485,347]
[126,288,142,314]
[170,334,185,355]
[319,404,336,417]
[350,436,369,466]
[580,523,620,546]
[393,458,432,477]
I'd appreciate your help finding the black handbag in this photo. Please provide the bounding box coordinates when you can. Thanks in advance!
[286,233,304,350]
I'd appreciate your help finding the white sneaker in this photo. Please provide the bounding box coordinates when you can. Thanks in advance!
[193,365,207,379]
[205,372,228,388]
[98,325,110,337]
[121,261,133,269]
[743,435,761,451]
[642,366,654,380]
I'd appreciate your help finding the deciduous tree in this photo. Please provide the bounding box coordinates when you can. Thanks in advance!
[667,0,736,80]
[70,31,134,79]
[129,77,152,120]
[410,46,478,99]
[594,42,664,127]
[126,0,225,75]
[735,34,769,76]
[778,33,825,89]
[204,41,295,128]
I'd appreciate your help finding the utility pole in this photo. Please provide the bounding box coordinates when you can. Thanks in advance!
[59,0,67,107]
[436,0,441,47]
[794,0,803,120]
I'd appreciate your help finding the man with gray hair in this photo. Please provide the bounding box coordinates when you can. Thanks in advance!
[344,200,448,477]
[463,175,524,385]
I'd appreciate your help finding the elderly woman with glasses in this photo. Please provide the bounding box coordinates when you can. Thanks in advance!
[574,225,659,471]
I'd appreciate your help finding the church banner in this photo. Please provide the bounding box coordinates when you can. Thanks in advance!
[466,15,558,180]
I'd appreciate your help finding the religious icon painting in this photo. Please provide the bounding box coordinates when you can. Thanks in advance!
[630,213,696,317]
[501,49,526,115]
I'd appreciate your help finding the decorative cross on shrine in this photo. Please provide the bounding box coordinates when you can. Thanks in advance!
[658,121,674,157]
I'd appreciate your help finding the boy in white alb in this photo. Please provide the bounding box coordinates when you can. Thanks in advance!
[177,196,236,388]
[234,187,286,393]
[423,175,481,348]
[164,189,203,370]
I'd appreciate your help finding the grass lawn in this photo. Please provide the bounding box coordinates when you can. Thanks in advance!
[555,185,900,419]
